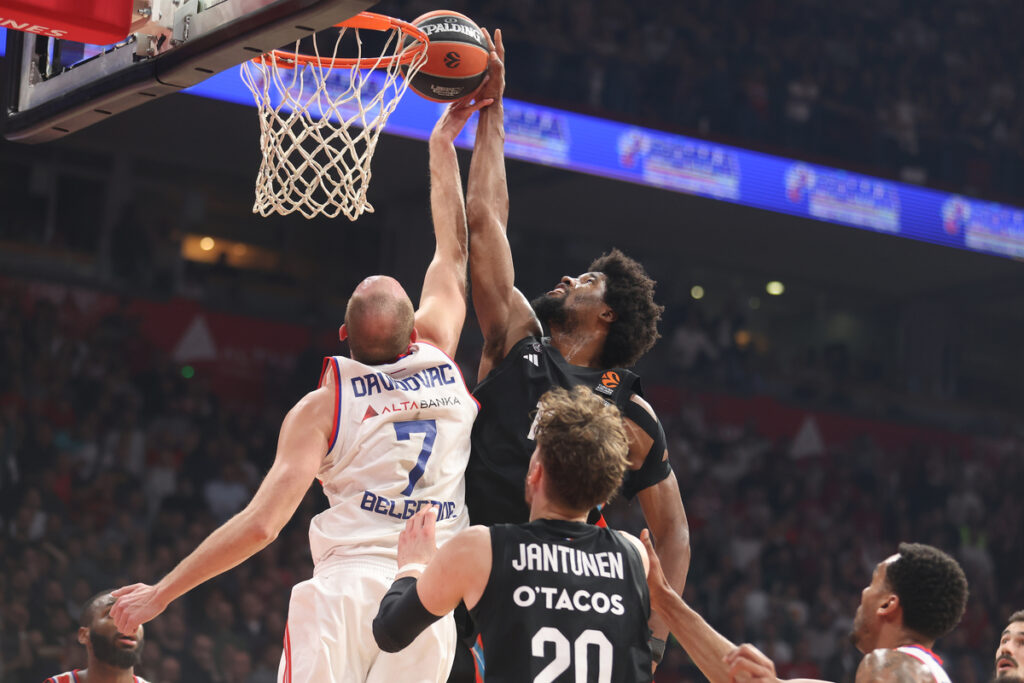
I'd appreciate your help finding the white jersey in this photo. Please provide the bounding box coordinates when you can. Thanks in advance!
[309,342,478,566]
[894,646,951,683]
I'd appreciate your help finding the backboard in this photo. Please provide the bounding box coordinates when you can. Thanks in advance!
[2,0,377,143]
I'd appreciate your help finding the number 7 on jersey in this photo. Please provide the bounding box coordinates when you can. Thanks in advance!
[395,419,438,496]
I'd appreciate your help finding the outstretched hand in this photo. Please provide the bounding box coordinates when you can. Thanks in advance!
[724,643,781,682]
[476,28,505,104]
[397,505,439,577]
[430,92,494,144]
[109,583,168,635]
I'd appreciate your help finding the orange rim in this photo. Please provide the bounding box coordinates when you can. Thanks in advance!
[252,11,429,70]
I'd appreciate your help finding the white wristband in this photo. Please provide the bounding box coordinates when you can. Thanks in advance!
[397,563,427,575]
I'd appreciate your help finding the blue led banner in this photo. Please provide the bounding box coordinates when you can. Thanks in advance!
[5,28,1022,260]
[189,67,1023,259]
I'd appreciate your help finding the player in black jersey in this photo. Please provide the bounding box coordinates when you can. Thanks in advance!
[460,30,689,670]
[373,386,653,682]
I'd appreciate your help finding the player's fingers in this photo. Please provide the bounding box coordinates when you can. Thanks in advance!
[416,505,435,530]
[737,643,770,664]
[465,98,493,114]
[640,529,658,558]
[480,27,493,51]
[726,656,771,679]
[494,29,504,58]
[110,584,142,598]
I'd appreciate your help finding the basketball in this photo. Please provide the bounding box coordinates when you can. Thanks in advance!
[403,10,490,102]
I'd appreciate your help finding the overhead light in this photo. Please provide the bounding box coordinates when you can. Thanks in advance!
[690,285,705,300]
[199,237,215,251]
[766,281,785,296]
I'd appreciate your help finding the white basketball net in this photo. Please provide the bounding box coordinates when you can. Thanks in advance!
[241,23,428,220]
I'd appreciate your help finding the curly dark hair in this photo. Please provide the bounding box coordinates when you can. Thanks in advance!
[588,249,664,368]
[885,543,968,641]
[534,386,629,512]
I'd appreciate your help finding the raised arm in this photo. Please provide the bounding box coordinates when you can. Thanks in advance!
[641,529,734,683]
[110,386,332,633]
[466,29,542,379]
[414,95,492,357]
[643,531,828,683]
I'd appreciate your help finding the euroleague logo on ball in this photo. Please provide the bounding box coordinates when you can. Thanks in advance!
[444,51,461,69]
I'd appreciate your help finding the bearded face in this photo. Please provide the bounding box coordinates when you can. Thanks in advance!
[90,626,144,669]
[530,292,577,334]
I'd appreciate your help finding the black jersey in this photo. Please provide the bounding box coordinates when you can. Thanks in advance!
[470,519,653,683]
[467,337,641,527]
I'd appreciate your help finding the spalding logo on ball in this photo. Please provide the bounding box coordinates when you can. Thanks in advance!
[403,10,489,102]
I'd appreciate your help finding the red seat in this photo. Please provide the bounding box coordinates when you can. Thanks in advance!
[0,0,134,45]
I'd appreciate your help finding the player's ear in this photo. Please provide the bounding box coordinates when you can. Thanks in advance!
[599,306,617,323]
[338,324,348,342]
[877,593,900,618]
[526,457,543,486]
[410,327,418,343]
[78,626,89,646]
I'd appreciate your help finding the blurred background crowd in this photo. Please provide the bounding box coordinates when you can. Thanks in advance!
[3,0,1024,681]
[0,269,1021,683]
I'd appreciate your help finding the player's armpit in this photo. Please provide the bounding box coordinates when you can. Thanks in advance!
[856,649,936,683]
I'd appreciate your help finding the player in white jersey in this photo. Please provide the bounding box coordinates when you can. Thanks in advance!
[108,90,494,683]
[637,540,966,683]
[45,591,151,683]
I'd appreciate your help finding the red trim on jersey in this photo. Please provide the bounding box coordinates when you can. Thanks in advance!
[903,644,944,666]
[320,356,343,454]
[416,341,481,411]
[474,634,485,683]
[594,513,608,528]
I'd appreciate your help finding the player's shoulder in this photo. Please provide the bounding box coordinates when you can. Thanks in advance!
[43,672,86,683]
[856,648,937,683]
[614,529,648,569]
[441,524,491,555]
[626,392,657,420]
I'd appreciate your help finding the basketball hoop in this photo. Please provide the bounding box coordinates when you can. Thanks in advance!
[241,12,429,220]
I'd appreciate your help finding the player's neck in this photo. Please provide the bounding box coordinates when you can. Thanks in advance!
[82,661,138,683]
[548,327,606,369]
[876,624,934,652]
[528,497,589,523]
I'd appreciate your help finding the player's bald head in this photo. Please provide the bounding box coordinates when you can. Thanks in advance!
[344,276,415,365]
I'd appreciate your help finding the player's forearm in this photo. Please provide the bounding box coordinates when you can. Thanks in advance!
[657,598,736,683]
[466,102,508,236]
[154,508,278,607]
[428,138,469,264]
[649,526,690,642]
